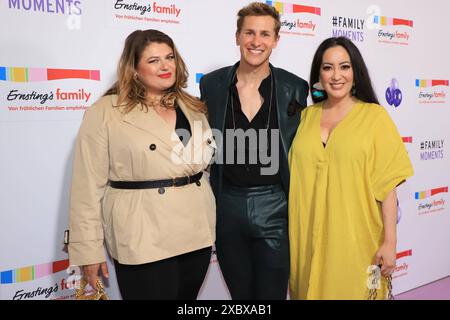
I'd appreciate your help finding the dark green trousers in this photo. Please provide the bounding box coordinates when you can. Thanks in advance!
[216,184,289,300]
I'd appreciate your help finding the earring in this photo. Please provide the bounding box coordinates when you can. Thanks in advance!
[313,82,324,90]
[133,72,138,80]
[312,82,325,99]
[351,83,356,96]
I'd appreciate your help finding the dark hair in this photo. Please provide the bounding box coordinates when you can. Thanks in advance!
[105,29,205,113]
[309,37,379,104]
[237,2,281,36]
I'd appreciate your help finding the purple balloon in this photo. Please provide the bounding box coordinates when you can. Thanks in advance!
[393,89,402,107]
[390,78,399,91]
[386,79,402,107]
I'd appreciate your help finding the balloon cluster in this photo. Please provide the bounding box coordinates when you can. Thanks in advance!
[386,78,402,107]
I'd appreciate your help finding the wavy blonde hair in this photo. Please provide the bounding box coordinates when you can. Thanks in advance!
[105,29,206,113]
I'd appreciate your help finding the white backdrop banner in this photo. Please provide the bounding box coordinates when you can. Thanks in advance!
[0,0,449,300]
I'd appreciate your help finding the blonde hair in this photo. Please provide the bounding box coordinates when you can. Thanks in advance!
[105,29,206,113]
[236,2,281,36]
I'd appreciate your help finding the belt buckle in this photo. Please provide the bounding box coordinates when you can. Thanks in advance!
[172,175,191,187]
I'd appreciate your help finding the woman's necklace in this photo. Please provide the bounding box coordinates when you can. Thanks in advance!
[147,96,171,112]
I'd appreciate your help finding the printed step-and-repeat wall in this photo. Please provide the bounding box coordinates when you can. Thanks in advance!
[1,0,449,300]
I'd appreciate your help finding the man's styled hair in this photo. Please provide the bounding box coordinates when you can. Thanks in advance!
[236,2,281,36]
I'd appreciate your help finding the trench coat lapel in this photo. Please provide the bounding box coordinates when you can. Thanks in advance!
[120,100,214,172]
[121,102,179,151]
[178,100,217,170]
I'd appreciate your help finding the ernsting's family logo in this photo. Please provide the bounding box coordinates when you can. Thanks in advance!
[415,187,448,215]
[113,0,182,25]
[393,249,412,279]
[366,6,413,45]
[416,79,448,104]
[1,66,99,113]
[114,0,180,17]
[266,1,321,37]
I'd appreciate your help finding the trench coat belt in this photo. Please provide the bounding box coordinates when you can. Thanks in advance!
[109,172,203,189]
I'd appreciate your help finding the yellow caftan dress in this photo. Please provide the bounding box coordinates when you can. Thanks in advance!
[288,101,413,300]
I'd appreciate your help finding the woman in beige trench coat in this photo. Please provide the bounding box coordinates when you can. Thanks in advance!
[67,29,216,299]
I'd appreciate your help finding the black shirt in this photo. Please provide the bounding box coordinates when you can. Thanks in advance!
[175,106,191,146]
[222,72,281,187]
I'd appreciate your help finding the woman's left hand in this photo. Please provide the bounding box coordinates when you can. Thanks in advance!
[375,242,397,277]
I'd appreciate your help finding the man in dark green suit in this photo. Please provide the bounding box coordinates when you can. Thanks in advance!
[199,2,308,299]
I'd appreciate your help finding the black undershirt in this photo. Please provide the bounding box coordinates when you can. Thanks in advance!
[175,106,191,146]
[222,73,281,187]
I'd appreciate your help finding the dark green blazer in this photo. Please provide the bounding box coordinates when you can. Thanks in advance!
[200,62,309,197]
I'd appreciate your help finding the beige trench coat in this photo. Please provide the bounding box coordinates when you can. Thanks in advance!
[68,95,216,266]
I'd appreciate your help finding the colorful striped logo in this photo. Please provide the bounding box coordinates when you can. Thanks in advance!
[396,249,412,259]
[0,67,100,83]
[266,1,321,15]
[373,15,413,27]
[415,187,448,199]
[415,79,449,88]
[0,259,69,284]
[402,136,413,143]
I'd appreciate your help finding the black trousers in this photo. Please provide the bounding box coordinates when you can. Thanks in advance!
[114,246,212,300]
[216,184,289,300]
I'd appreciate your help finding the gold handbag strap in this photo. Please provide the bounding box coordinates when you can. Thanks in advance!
[386,275,394,300]
[368,269,394,300]
[75,277,109,300]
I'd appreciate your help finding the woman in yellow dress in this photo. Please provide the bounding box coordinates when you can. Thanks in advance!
[288,37,414,299]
